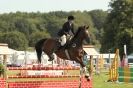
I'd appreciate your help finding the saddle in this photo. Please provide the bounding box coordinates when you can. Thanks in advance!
[58,39,76,50]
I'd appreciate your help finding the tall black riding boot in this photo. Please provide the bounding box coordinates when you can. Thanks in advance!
[48,54,54,61]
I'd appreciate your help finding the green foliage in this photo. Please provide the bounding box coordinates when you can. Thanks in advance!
[101,0,133,56]
[29,31,51,47]
[89,10,108,43]
[0,11,108,50]
[72,11,102,47]
[89,10,108,30]
[0,63,4,76]
[94,72,133,88]
[0,31,28,50]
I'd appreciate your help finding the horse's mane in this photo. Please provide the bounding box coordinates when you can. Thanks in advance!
[72,26,83,40]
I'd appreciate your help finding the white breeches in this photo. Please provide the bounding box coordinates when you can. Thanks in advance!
[60,35,66,46]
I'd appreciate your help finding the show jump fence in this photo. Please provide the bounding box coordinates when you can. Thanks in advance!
[118,67,133,82]
[108,49,119,82]
[5,66,92,88]
[0,44,92,88]
[108,49,133,83]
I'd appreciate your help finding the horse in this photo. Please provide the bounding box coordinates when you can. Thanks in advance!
[35,25,91,80]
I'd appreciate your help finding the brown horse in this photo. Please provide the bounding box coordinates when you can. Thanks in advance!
[35,26,91,80]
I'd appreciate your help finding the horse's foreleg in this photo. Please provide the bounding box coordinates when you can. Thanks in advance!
[75,57,91,81]
[83,66,91,81]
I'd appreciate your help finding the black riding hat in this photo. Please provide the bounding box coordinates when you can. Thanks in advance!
[68,16,75,20]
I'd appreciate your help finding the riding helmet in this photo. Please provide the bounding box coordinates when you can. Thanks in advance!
[68,15,75,20]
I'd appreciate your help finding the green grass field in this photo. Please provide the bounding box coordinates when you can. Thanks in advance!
[93,73,133,88]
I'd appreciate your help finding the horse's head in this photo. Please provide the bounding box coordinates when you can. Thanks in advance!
[78,25,90,40]
[72,25,90,44]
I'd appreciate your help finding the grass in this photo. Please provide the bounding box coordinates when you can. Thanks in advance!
[93,72,133,88]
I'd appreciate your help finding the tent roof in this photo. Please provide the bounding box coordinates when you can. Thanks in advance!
[83,45,99,56]
[0,43,11,55]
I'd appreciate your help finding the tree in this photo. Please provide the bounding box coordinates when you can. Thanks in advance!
[101,0,133,57]
[0,10,107,49]
[29,31,51,47]
[72,11,100,46]
[0,31,28,50]
[89,10,108,43]
[45,14,65,37]
[89,10,108,30]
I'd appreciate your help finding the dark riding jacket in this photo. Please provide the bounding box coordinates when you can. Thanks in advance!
[58,21,75,36]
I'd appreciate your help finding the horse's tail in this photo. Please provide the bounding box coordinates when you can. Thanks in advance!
[35,39,47,63]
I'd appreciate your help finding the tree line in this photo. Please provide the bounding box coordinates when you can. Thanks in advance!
[101,0,133,57]
[0,10,107,50]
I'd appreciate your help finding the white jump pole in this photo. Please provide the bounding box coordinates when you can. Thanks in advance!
[124,45,128,66]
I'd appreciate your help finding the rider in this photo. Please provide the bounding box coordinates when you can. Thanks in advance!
[58,15,75,47]
[49,16,75,61]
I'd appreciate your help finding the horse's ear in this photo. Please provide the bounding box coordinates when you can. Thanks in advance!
[83,25,89,29]
[83,25,86,28]
[86,26,89,29]
[83,25,87,28]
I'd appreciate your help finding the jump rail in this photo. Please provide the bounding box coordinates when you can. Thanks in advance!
[8,66,80,70]
[7,66,92,88]
[8,75,80,78]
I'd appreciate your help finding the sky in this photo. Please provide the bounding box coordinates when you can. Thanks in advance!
[0,0,111,13]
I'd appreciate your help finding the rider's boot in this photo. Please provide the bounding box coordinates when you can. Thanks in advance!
[58,44,66,50]
[48,53,55,61]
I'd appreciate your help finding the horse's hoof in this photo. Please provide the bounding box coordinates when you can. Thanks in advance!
[85,75,88,78]
[85,76,91,81]
[87,78,90,81]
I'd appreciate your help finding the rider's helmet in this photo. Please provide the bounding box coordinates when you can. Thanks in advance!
[68,15,75,20]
